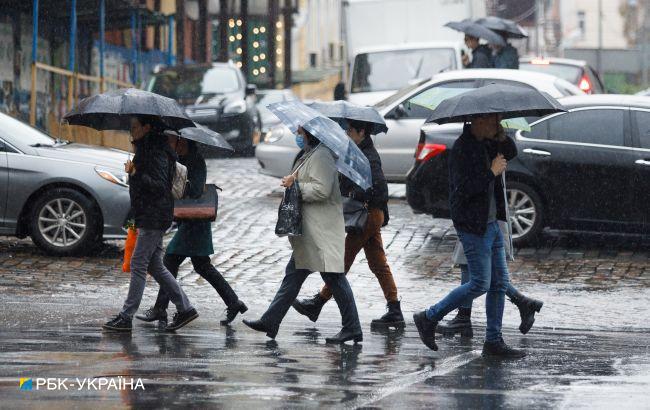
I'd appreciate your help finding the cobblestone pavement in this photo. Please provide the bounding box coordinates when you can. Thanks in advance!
[1,158,650,408]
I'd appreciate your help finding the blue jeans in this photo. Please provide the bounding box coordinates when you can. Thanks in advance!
[459,266,519,309]
[426,221,510,342]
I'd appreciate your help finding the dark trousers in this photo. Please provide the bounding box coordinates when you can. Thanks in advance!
[261,255,362,333]
[153,254,239,311]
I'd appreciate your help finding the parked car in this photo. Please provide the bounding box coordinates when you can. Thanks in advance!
[256,69,583,181]
[519,56,605,94]
[0,113,131,255]
[256,89,297,135]
[147,61,261,154]
[406,94,650,245]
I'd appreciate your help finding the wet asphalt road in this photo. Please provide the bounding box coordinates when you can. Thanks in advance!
[1,158,650,409]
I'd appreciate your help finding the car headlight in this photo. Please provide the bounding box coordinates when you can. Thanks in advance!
[264,126,286,143]
[95,167,129,187]
[223,100,247,114]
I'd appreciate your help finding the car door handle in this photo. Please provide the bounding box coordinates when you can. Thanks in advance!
[523,148,551,157]
[635,159,650,166]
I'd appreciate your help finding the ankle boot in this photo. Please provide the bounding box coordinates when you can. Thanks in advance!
[291,293,327,322]
[370,301,405,329]
[510,294,543,334]
[436,307,473,338]
[221,300,248,325]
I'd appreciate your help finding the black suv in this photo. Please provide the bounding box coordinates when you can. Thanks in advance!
[406,95,650,245]
[147,62,261,154]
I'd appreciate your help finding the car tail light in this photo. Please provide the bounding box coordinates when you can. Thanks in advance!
[579,75,592,93]
[415,143,446,163]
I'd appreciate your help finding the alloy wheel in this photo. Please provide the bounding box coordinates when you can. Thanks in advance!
[507,189,536,239]
[37,198,87,247]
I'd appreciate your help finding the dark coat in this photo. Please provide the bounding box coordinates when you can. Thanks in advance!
[129,132,176,230]
[448,124,517,235]
[166,147,214,256]
[494,44,519,69]
[467,45,494,69]
[339,136,390,226]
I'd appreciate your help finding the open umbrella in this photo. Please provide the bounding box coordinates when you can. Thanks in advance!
[165,123,234,152]
[424,83,566,125]
[474,16,528,39]
[307,101,388,135]
[63,88,194,131]
[445,19,506,47]
[267,100,372,189]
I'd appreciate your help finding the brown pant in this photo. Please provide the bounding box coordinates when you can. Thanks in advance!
[320,208,399,303]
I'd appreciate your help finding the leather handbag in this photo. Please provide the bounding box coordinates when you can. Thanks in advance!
[342,196,368,234]
[173,184,218,221]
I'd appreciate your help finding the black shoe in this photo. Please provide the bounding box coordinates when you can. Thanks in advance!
[412,311,438,351]
[436,308,473,338]
[135,307,167,323]
[243,318,278,339]
[510,295,543,334]
[292,293,327,322]
[221,300,248,325]
[165,308,199,332]
[482,338,526,359]
[370,301,405,329]
[325,328,363,344]
[102,314,132,332]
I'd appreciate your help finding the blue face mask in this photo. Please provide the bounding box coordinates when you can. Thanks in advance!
[295,135,305,149]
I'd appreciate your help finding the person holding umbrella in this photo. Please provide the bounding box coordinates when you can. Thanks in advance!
[64,88,202,332]
[474,16,528,69]
[291,101,404,329]
[412,83,565,357]
[243,100,369,344]
[136,127,249,327]
[445,19,505,69]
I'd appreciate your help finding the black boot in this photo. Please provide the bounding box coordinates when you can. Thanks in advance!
[102,314,132,332]
[325,328,363,344]
[413,311,438,351]
[292,293,327,322]
[436,307,473,338]
[370,301,405,329]
[243,318,278,339]
[221,300,248,325]
[510,294,543,335]
[165,308,199,332]
[482,338,526,359]
[135,307,168,323]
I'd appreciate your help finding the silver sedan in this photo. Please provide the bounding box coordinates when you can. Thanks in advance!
[256,69,584,182]
[0,113,131,255]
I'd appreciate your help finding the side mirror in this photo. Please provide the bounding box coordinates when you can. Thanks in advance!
[245,84,257,96]
[391,103,407,119]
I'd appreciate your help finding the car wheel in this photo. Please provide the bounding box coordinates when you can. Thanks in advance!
[506,181,544,246]
[29,188,101,256]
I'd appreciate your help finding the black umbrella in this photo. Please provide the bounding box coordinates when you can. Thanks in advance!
[63,88,194,131]
[474,16,528,39]
[165,123,234,152]
[424,83,566,125]
[445,19,506,47]
[307,101,388,135]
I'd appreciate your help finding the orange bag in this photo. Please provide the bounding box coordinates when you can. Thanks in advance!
[122,228,138,273]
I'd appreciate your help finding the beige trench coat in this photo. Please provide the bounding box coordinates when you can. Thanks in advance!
[288,145,345,273]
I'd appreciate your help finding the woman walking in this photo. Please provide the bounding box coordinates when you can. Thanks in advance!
[243,127,363,343]
[291,119,404,328]
[136,135,247,326]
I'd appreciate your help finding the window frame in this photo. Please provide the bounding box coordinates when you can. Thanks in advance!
[630,108,650,151]
[389,79,479,120]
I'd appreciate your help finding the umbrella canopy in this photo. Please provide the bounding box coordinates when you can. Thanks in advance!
[424,83,566,125]
[165,124,234,152]
[63,88,194,131]
[475,16,528,39]
[267,100,372,189]
[307,101,388,135]
[445,19,506,47]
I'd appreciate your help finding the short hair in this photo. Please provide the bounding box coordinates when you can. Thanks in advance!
[134,114,166,132]
[347,119,373,137]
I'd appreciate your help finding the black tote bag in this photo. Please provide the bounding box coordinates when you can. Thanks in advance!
[275,181,302,237]
[342,196,368,234]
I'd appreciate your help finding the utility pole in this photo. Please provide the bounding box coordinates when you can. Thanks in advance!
[241,0,249,77]
[644,0,650,86]
[217,0,228,62]
[283,0,294,89]
[597,0,603,79]
[536,0,543,56]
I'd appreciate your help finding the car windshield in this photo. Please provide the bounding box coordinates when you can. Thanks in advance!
[0,113,57,147]
[520,62,583,84]
[373,79,429,109]
[351,48,457,93]
[257,91,293,118]
[148,66,241,103]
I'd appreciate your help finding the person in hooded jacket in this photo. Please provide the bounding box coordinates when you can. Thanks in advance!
[135,135,248,327]
[291,119,404,328]
[103,115,198,333]
[463,35,494,69]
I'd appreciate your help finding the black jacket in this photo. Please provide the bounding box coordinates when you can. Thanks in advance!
[467,45,494,69]
[129,132,177,230]
[448,124,517,235]
[339,137,390,226]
